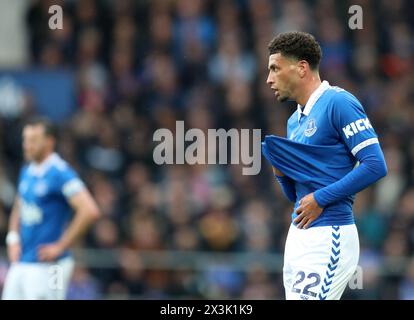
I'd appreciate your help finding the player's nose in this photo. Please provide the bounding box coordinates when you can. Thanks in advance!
[266,73,273,85]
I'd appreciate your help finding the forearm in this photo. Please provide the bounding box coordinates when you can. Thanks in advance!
[8,209,19,233]
[8,197,21,232]
[57,209,97,250]
[6,198,21,251]
[314,145,387,207]
[271,166,297,202]
[275,175,297,202]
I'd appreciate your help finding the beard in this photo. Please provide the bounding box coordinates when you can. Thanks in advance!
[277,93,289,102]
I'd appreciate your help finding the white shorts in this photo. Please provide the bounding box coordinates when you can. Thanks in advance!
[2,256,74,300]
[283,223,359,300]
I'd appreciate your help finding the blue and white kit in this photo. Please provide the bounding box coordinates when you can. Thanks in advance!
[262,81,387,299]
[2,153,86,300]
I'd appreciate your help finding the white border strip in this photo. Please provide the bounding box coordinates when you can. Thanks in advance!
[351,138,379,156]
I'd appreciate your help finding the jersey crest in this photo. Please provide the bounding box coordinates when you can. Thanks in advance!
[304,118,317,137]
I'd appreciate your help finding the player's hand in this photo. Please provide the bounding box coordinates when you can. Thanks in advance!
[272,166,285,177]
[7,243,21,263]
[37,242,65,262]
[294,193,323,229]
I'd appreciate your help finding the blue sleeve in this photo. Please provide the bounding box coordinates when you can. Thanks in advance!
[274,174,296,203]
[58,165,86,200]
[329,90,379,156]
[313,92,387,207]
[314,144,387,207]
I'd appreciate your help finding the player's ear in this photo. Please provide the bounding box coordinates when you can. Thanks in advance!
[47,136,56,150]
[297,60,307,78]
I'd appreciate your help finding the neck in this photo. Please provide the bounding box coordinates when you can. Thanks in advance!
[34,151,54,165]
[296,73,321,107]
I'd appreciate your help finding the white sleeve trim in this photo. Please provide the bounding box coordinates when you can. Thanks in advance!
[351,138,379,156]
[62,178,86,199]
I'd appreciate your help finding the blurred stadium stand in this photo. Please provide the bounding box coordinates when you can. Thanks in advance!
[0,0,414,299]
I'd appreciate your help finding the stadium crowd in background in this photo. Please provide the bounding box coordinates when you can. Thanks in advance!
[0,0,413,299]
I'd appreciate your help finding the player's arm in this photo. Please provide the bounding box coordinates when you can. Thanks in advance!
[6,197,21,263]
[262,135,297,202]
[59,189,100,250]
[38,174,100,262]
[312,144,387,207]
[272,167,297,202]
[312,93,388,207]
[296,144,386,229]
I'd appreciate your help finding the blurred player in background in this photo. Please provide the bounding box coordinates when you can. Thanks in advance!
[2,118,100,300]
[262,31,387,300]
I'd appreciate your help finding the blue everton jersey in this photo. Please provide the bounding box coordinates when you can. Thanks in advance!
[18,153,85,262]
[262,81,379,227]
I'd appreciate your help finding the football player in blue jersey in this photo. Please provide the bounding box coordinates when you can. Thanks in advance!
[2,117,100,300]
[262,31,387,300]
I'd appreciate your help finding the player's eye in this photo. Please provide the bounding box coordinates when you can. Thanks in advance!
[271,66,280,72]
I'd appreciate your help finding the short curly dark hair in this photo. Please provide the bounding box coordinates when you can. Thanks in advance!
[268,31,322,70]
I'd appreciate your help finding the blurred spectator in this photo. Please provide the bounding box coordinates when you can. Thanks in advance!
[67,266,101,300]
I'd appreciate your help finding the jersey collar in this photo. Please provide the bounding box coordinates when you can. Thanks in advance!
[297,80,330,123]
[28,152,60,177]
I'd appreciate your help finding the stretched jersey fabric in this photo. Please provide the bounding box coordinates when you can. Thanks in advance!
[18,153,85,262]
[262,81,387,227]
